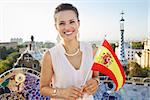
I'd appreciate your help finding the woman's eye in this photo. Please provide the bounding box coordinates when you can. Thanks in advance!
[59,23,65,25]
[70,21,75,24]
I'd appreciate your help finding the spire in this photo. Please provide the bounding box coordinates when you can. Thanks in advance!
[120,11,125,31]
[118,11,128,68]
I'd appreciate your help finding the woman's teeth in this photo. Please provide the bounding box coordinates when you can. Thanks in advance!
[65,32,72,35]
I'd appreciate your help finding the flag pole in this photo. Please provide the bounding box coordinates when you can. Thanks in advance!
[81,34,107,87]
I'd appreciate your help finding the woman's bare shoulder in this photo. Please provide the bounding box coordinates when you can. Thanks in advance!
[41,50,52,67]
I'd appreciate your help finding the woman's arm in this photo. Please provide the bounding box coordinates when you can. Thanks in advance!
[40,51,83,99]
[40,51,59,97]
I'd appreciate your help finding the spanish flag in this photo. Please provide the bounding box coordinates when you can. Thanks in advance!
[92,39,125,91]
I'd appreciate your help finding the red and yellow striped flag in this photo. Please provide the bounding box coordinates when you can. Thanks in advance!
[92,39,125,91]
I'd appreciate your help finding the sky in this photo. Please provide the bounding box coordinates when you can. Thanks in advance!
[0,0,149,43]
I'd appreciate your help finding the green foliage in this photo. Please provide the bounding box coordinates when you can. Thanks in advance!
[6,52,20,65]
[7,47,16,54]
[0,47,18,60]
[0,47,7,60]
[0,47,20,74]
[142,67,150,77]
[0,60,10,74]
[17,45,25,48]
[131,42,144,49]
[128,61,149,78]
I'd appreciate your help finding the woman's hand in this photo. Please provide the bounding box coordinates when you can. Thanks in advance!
[82,78,98,95]
[61,86,83,100]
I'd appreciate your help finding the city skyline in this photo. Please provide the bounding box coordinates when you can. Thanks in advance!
[0,0,149,43]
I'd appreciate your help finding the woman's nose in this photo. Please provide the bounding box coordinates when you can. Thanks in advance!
[64,23,72,31]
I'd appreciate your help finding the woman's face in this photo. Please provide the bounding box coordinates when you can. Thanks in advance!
[55,10,80,41]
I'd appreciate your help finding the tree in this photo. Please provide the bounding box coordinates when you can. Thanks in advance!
[141,67,150,77]
[131,42,144,49]
[17,45,26,52]
[6,52,20,64]
[0,47,7,60]
[7,47,16,54]
[0,47,18,60]
[128,61,143,77]
[0,52,20,74]
[17,45,25,48]
[128,61,149,78]
[0,60,10,74]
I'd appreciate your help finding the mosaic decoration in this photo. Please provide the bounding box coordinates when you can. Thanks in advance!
[0,68,150,100]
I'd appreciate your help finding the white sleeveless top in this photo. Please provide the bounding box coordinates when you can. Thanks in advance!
[49,41,94,100]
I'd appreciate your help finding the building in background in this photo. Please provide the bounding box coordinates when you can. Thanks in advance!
[10,38,23,45]
[0,42,17,49]
[14,36,42,72]
[125,42,142,61]
[136,38,150,68]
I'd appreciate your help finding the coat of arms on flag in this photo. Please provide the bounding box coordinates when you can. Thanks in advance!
[96,52,113,67]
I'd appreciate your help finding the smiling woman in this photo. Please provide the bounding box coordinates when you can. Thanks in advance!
[40,3,99,100]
